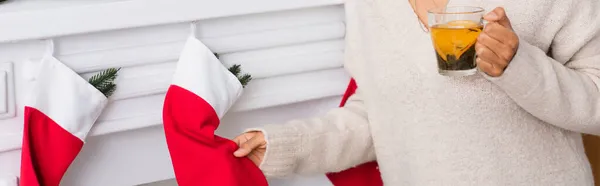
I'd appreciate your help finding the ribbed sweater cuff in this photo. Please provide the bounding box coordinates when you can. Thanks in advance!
[245,124,302,178]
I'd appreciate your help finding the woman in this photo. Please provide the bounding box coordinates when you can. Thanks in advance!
[233,0,600,185]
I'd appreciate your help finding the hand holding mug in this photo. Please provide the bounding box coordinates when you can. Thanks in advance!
[475,7,520,77]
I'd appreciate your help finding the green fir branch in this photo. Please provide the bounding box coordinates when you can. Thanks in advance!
[97,83,117,98]
[88,68,119,87]
[238,73,252,86]
[88,68,121,97]
[227,64,252,88]
[214,53,252,87]
[227,64,242,76]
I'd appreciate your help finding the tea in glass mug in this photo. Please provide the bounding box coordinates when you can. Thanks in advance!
[428,6,485,76]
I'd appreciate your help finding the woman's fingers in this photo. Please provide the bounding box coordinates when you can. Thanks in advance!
[247,149,266,166]
[476,7,519,77]
[477,32,510,61]
[483,7,513,29]
[233,132,265,157]
[477,57,503,77]
[482,23,517,47]
[475,43,504,67]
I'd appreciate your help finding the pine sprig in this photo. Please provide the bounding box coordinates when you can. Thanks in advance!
[214,53,252,88]
[88,68,121,97]
[88,68,119,87]
[228,64,252,88]
[238,73,252,86]
[227,64,241,76]
[97,83,117,98]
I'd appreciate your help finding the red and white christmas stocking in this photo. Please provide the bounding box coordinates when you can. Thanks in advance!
[20,55,108,186]
[325,79,383,186]
[162,36,268,186]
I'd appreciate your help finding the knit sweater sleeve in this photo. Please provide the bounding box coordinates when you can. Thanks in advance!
[483,1,600,135]
[249,88,375,178]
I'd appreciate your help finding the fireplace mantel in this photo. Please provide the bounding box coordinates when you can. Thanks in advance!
[0,1,346,185]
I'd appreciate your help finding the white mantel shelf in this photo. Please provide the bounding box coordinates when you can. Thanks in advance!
[0,0,343,43]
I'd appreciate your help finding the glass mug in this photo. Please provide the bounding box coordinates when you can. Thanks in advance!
[428,6,485,77]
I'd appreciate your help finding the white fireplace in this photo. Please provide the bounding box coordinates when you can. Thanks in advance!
[0,0,347,185]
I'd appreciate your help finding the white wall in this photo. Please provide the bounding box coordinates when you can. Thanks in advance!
[0,0,347,185]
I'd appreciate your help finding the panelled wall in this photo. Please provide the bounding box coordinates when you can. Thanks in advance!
[0,1,347,185]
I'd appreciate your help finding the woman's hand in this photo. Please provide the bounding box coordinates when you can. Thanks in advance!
[475,7,520,77]
[233,131,267,166]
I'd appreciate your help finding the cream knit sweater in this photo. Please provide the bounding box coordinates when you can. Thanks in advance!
[252,0,600,185]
